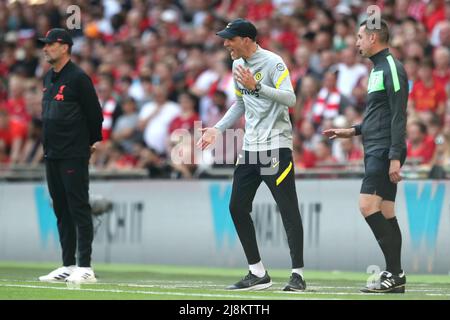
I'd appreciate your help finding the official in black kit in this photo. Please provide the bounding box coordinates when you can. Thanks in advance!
[323,20,408,293]
[37,28,103,284]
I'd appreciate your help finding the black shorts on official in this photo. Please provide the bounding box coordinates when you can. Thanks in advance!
[360,148,406,201]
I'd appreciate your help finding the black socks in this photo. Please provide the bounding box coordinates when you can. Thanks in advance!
[365,212,402,275]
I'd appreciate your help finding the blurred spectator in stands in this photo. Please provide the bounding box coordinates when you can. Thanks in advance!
[291,46,319,92]
[428,113,444,138]
[104,143,137,170]
[350,73,369,113]
[23,81,42,120]
[135,72,155,108]
[117,75,133,101]
[294,75,318,131]
[432,46,450,92]
[428,132,450,178]
[17,117,43,166]
[299,120,321,152]
[153,61,177,101]
[79,59,99,85]
[315,49,336,80]
[343,105,364,128]
[2,75,30,126]
[313,138,338,168]
[201,90,243,167]
[111,97,140,154]
[332,19,353,51]
[423,0,446,33]
[407,120,436,164]
[11,38,39,78]
[192,50,234,121]
[168,130,198,179]
[336,46,368,98]
[334,137,363,164]
[138,84,180,156]
[404,57,420,93]
[0,109,27,165]
[311,68,351,129]
[408,59,447,123]
[204,90,228,128]
[169,91,199,134]
[310,31,334,76]
[292,133,316,169]
[429,1,450,47]
[97,73,120,141]
[404,41,425,61]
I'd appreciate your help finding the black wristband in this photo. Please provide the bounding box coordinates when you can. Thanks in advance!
[351,124,362,136]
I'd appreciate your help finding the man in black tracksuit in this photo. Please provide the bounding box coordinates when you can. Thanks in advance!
[324,20,408,293]
[37,29,103,284]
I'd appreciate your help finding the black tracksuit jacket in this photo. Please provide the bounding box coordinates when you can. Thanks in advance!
[353,48,408,160]
[42,60,103,159]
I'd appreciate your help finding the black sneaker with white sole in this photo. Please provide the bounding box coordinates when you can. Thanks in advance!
[360,270,406,293]
[226,271,272,291]
[283,273,306,291]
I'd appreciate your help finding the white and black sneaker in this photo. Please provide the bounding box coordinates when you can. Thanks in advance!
[65,267,97,284]
[226,271,272,291]
[283,273,307,291]
[39,266,76,282]
[361,270,406,293]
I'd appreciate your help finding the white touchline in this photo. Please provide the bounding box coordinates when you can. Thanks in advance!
[0,283,315,300]
[2,280,445,297]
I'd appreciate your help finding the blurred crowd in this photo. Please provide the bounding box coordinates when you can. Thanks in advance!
[1,0,450,179]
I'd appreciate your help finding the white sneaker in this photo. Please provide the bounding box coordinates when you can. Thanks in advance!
[39,266,76,282]
[65,267,97,284]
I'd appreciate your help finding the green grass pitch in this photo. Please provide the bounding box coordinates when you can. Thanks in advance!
[0,262,449,300]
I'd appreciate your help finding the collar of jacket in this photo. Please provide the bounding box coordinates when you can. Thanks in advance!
[369,47,390,65]
[243,45,262,64]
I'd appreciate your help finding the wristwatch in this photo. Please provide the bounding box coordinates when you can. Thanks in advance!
[254,82,261,92]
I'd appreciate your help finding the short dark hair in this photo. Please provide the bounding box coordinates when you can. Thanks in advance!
[411,120,427,135]
[360,19,390,44]
[420,58,434,69]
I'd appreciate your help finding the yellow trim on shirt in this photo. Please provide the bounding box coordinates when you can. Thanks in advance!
[275,69,289,89]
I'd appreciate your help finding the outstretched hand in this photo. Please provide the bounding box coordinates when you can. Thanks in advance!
[322,128,355,140]
[196,127,220,150]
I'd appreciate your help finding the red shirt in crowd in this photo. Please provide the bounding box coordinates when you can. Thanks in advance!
[169,113,200,134]
[344,148,364,162]
[295,148,316,169]
[2,97,30,124]
[409,79,447,113]
[432,69,450,86]
[246,0,274,21]
[407,135,436,164]
[422,0,446,32]
[0,118,28,148]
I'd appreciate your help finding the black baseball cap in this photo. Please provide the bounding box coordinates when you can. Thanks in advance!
[216,18,257,40]
[38,28,73,46]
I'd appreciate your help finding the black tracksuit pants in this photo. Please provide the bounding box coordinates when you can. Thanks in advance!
[45,157,93,267]
[229,148,304,268]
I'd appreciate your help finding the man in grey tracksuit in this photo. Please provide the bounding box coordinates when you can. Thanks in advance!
[324,20,408,293]
[198,18,306,291]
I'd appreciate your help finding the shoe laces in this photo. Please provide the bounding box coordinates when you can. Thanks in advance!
[243,271,255,281]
